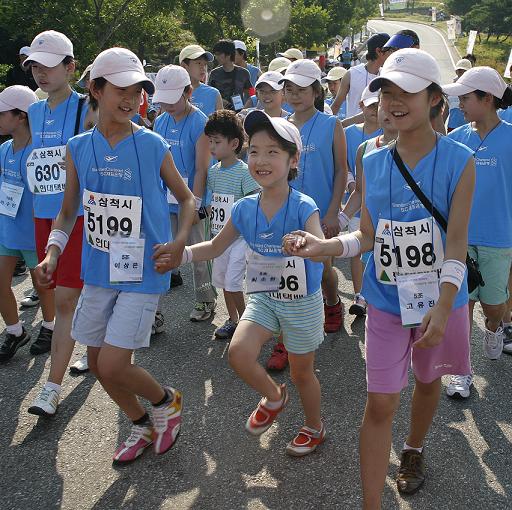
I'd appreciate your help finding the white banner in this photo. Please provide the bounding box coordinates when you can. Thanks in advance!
[447,20,456,41]
[466,30,478,54]
[255,38,260,68]
[379,3,384,17]
[455,18,462,36]
[431,7,437,22]
[388,0,405,3]
[505,48,512,79]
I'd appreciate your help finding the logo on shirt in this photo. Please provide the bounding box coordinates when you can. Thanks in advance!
[259,232,274,239]
[8,159,15,164]
[104,155,118,162]
[45,119,55,125]
[88,194,96,205]
[404,180,421,191]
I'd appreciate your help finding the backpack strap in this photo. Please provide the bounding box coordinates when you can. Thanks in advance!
[74,95,87,136]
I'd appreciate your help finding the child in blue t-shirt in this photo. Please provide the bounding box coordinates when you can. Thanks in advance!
[0,86,55,362]
[204,111,259,339]
[36,47,196,466]
[155,111,327,457]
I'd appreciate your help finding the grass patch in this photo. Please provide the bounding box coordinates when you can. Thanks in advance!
[455,34,510,75]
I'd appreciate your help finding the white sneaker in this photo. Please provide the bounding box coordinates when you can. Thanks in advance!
[69,353,89,374]
[28,387,59,416]
[483,326,504,360]
[446,374,473,398]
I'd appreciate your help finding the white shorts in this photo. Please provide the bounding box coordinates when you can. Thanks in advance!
[212,237,247,292]
[348,216,360,233]
[71,284,160,350]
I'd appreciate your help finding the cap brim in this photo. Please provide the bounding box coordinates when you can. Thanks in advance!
[180,51,214,63]
[362,97,379,106]
[271,65,289,74]
[244,110,302,150]
[442,82,476,96]
[279,74,316,87]
[24,52,66,69]
[256,80,283,90]
[152,88,184,105]
[369,72,431,93]
[0,99,15,112]
[104,71,155,94]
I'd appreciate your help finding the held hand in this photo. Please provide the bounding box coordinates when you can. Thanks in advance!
[34,254,58,288]
[414,305,450,349]
[152,241,185,273]
[281,230,325,258]
[321,213,341,239]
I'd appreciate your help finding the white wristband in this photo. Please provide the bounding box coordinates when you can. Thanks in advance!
[181,246,193,265]
[338,211,350,231]
[194,196,202,211]
[440,259,466,291]
[45,229,69,255]
[335,233,360,258]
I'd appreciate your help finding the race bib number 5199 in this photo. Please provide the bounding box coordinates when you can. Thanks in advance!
[83,189,142,252]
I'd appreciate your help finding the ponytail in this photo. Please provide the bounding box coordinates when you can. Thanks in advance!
[475,88,512,110]
[501,86,512,109]
[311,81,325,112]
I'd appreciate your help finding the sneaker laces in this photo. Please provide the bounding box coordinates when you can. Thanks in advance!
[152,396,173,432]
[194,302,206,312]
[399,450,423,475]
[450,374,472,387]
[125,425,149,446]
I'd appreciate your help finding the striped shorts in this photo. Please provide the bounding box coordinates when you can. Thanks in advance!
[241,289,325,354]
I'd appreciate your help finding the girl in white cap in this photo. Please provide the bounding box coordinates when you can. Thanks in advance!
[23,30,92,417]
[444,67,512,388]
[241,71,288,118]
[0,86,55,363]
[283,48,475,504]
[154,110,327,456]
[153,64,217,323]
[282,58,348,334]
[35,47,196,465]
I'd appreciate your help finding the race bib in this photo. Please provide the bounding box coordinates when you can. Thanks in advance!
[83,189,142,252]
[0,182,24,218]
[246,250,284,294]
[26,145,66,195]
[232,95,244,111]
[210,193,234,235]
[109,237,145,284]
[167,176,188,205]
[268,256,307,301]
[396,272,440,328]
[374,217,443,286]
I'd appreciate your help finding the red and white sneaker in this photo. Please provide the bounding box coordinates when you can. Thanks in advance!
[285,422,326,456]
[245,384,288,436]
[112,424,153,465]
[324,299,344,333]
[266,342,289,371]
[152,387,182,455]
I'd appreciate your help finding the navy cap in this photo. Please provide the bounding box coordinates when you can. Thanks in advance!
[384,31,420,49]
[367,33,390,53]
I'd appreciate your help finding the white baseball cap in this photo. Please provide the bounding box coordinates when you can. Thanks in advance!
[244,110,302,151]
[280,59,321,87]
[322,66,347,83]
[268,57,291,74]
[369,48,441,93]
[77,64,93,88]
[0,85,39,113]
[24,30,73,68]
[255,71,284,90]
[179,44,214,64]
[360,85,379,107]
[234,40,247,52]
[443,66,507,98]
[19,46,32,56]
[277,48,304,61]
[152,65,191,105]
[90,48,155,94]
[454,59,472,72]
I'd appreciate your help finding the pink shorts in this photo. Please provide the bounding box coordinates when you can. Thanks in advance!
[365,304,471,394]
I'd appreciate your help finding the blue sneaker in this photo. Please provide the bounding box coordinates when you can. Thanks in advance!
[214,319,237,340]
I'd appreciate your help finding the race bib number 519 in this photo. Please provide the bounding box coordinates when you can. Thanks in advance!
[83,189,142,252]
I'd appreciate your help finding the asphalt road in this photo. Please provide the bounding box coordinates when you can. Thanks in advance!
[1,20,511,510]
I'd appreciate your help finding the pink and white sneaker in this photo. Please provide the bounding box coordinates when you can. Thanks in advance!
[112,424,153,465]
[152,387,182,455]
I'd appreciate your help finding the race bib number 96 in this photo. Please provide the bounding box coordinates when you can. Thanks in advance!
[26,145,66,195]
[374,217,443,285]
[83,189,142,252]
[268,257,307,301]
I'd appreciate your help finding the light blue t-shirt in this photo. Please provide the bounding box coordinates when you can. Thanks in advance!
[447,107,466,131]
[289,111,337,218]
[28,90,88,219]
[325,97,347,120]
[67,127,171,294]
[449,121,512,247]
[247,64,261,87]
[499,107,512,123]
[0,140,35,251]
[191,83,220,117]
[362,136,472,316]
[231,188,323,295]
[153,108,208,213]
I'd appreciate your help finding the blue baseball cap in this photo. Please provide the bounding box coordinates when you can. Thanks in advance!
[384,32,420,50]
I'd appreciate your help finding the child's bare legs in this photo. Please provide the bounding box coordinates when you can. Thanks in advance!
[224,290,245,323]
[0,256,20,325]
[322,258,339,305]
[288,351,321,430]
[350,256,363,295]
[30,270,55,321]
[89,344,166,421]
[228,320,281,401]
[360,392,401,510]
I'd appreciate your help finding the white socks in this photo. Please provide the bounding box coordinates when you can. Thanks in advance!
[41,320,55,331]
[6,322,23,337]
[403,442,423,454]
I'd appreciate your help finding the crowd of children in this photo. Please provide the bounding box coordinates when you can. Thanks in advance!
[2,26,512,509]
